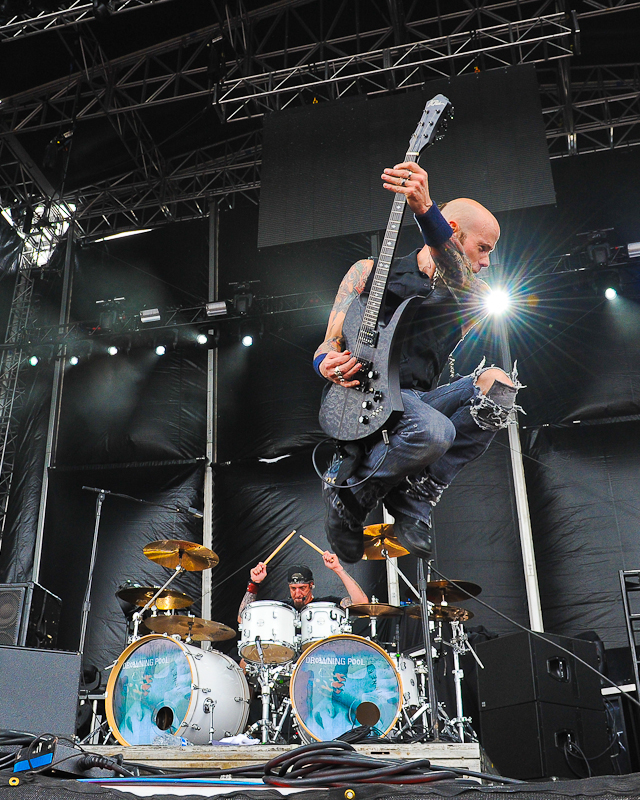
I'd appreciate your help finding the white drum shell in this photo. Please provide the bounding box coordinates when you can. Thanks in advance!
[299,602,346,649]
[239,600,297,663]
[106,634,250,746]
[396,655,419,707]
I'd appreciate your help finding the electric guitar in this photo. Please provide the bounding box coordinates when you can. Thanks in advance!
[318,94,453,442]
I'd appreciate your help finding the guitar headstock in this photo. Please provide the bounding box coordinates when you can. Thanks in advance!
[408,94,453,156]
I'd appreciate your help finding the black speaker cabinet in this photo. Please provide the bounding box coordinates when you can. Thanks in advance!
[0,645,81,737]
[476,631,604,711]
[480,701,611,780]
[0,582,61,648]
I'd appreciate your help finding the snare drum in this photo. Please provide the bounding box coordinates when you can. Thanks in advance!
[299,602,346,650]
[395,655,419,707]
[105,634,250,745]
[290,634,401,742]
[239,600,297,664]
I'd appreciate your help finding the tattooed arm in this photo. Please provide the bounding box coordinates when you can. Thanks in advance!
[238,562,266,624]
[314,259,373,386]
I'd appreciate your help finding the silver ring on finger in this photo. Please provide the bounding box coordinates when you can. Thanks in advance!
[334,367,343,378]
[406,169,412,179]
[339,377,345,383]
[401,178,407,187]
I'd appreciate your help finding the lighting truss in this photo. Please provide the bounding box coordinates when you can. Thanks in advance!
[0,0,177,42]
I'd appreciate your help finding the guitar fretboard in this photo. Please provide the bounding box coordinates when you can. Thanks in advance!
[355,153,419,354]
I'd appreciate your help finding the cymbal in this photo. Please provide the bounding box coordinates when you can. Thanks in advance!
[405,604,474,622]
[426,580,481,604]
[349,602,404,617]
[116,586,194,611]
[145,616,236,641]
[362,524,409,560]
[143,539,219,571]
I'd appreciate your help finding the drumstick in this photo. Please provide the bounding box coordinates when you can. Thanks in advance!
[299,534,325,556]
[263,529,297,565]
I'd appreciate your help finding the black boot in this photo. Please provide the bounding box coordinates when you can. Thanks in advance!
[322,481,365,563]
[392,510,433,560]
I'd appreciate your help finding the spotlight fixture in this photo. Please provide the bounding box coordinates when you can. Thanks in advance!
[628,242,640,259]
[484,288,510,315]
[605,287,618,300]
[241,334,254,347]
[28,355,39,366]
[93,229,152,243]
[155,345,166,355]
[196,333,208,345]
[205,301,227,317]
[140,308,161,324]
[69,356,79,366]
[107,345,118,356]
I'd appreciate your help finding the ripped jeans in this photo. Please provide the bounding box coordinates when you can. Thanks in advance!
[348,365,520,526]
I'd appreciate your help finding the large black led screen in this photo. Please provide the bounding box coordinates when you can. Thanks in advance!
[258,65,554,247]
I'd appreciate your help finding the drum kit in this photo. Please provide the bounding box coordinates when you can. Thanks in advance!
[102,527,484,748]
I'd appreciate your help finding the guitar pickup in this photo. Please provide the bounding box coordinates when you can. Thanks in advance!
[359,329,378,347]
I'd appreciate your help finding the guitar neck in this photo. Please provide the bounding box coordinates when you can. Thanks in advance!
[361,152,419,334]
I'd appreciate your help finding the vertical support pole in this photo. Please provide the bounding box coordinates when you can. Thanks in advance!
[202,202,219,636]
[497,317,544,632]
[383,506,400,606]
[32,224,75,583]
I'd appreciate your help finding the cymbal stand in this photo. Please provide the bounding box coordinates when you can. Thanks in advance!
[418,559,440,740]
[131,563,185,639]
[446,619,483,742]
[253,638,273,745]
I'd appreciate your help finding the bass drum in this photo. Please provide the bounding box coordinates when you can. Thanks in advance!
[290,634,401,742]
[106,634,250,745]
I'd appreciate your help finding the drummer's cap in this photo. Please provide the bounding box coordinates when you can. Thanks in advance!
[287,565,313,584]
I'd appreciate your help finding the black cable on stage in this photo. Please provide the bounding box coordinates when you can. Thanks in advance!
[428,564,640,711]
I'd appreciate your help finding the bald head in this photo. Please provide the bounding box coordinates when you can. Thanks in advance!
[441,198,500,273]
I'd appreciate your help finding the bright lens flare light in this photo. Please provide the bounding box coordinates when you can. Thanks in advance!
[484,288,511,315]
[605,287,617,300]
[69,356,79,366]
[241,335,253,347]
[107,346,118,356]
[155,345,166,355]
[196,334,208,345]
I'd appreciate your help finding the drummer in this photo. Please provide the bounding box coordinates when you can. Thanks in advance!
[238,552,368,622]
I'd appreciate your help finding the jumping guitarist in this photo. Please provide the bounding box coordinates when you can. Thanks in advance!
[314,160,522,563]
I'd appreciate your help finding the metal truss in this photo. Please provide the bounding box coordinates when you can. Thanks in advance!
[11,289,335,352]
[541,63,640,157]
[1,2,575,134]
[74,130,262,238]
[0,0,176,42]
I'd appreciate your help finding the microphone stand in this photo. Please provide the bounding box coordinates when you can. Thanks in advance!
[79,486,204,654]
[418,558,440,741]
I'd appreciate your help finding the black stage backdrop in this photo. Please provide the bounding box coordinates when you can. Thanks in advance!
[0,129,640,686]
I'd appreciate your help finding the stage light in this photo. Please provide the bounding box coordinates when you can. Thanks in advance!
[241,334,253,347]
[140,308,161,324]
[69,356,79,366]
[628,242,640,259]
[155,345,166,355]
[107,345,118,356]
[484,288,510,315]
[205,301,227,317]
[605,287,617,300]
[196,334,208,345]
[93,229,152,243]
[28,355,38,366]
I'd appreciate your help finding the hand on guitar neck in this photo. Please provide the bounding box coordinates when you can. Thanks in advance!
[381,161,433,216]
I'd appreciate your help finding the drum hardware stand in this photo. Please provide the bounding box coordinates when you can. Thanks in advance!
[203,697,217,744]
[131,565,187,639]
[418,559,440,741]
[445,618,483,743]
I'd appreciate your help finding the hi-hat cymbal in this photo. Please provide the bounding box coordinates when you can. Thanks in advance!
[116,586,194,611]
[362,524,409,560]
[405,604,474,622]
[426,580,481,604]
[145,616,235,641]
[143,539,219,571]
[349,602,403,617]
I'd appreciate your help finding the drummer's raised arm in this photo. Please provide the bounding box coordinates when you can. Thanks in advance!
[238,562,267,623]
[323,552,368,606]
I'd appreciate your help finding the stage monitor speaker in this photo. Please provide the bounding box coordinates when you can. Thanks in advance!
[0,645,81,737]
[479,701,611,780]
[0,582,61,648]
[476,631,604,712]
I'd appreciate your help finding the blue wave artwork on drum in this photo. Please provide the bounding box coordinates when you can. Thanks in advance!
[292,635,401,741]
[110,637,192,745]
